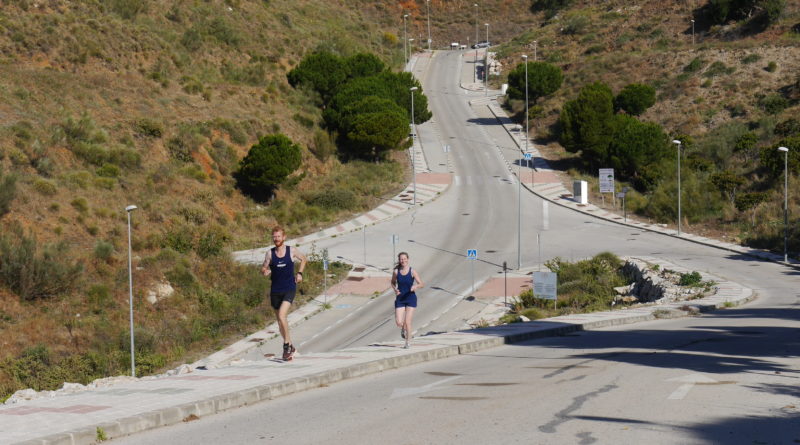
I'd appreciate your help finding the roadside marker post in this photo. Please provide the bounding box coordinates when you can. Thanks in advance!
[467,249,478,294]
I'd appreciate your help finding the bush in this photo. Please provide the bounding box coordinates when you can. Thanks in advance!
[679,271,703,286]
[96,163,120,178]
[0,224,83,300]
[135,119,163,138]
[614,83,656,116]
[93,240,115,262]
[196,226,230,259]
[766,61,777,72]
[683,57,705,73]
[307,188,358,210]
[759,94,788,115]
[162,227,194,253]
[0,171,16,217]
[506,61,563,103]
[32,178,58,196]
[234,134,302,201]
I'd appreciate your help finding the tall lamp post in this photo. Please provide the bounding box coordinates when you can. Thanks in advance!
[473,3,478,82]
[403,14,409,64]
[533,40,538,61]
[410,86,419,205]
[484,23,489,95]
[691,19,695,45]
[426,0,431,51]
[125,204,138,377]
[519,54,529,269]
[672,140,682,235]
[779,146,790,262]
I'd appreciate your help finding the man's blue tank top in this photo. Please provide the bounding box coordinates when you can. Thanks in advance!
[269,246,295,292]
[396,267,416,298]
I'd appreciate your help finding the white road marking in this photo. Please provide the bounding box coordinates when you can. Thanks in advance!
[390,376,461,399]
[667,373,718,400]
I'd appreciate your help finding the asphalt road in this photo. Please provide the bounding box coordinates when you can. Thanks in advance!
[111,50,800,443]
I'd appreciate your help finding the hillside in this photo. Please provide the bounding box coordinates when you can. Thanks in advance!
[1,0,799,399]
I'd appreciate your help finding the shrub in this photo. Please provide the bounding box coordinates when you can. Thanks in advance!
[0,172,17,216]
[614,83,656,116]
[70,197,89,213]
[93,240,115,262]
[0,224,83,300]
[96,163,120,178]
[679,271,703,286]
[506,61,563,103]
[759,94,788,115]
[196,227,230,259]
[179,164,207,182]
[766,61,777,72]
[703,61,735,78]
[234,134,302,201]
[683,57,705,73]
[307,188,358,210]
[134,119,164,138]
[741,54,761,64]
[162,227,194,253]
[32,178,57,196]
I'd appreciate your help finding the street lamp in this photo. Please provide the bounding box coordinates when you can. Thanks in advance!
[484,23,489,95]
[533,40,538,61]
[672,140,682,235]
[403,14,409,64]
[473,4,478,83]
[125,204,138,377]
[410,86,419,205]
[691,19,695,45]
[426,0,431,51]
[519,54,529,269]
[778,146,790,262]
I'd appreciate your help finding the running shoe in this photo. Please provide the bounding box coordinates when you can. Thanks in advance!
[282,343,296,361]
[403,342,410,349]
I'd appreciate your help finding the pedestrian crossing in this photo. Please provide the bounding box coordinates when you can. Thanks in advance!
[453,174,517,186]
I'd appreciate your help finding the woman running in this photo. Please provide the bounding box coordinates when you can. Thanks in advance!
[391,252,424,349]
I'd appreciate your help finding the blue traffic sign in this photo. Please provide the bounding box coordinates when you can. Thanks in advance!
[467,249,478,260]
[523,153,532,160]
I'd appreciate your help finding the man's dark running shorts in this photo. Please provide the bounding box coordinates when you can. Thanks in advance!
[270,290,296,310]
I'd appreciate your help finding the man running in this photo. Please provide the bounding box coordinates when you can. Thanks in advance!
[261,226,307,361]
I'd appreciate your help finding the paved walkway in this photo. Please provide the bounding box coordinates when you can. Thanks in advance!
[0,50,791,445]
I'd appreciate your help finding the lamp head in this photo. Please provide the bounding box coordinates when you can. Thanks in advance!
[778,146,789,152]
[672,140,681,145]
[125,205,138,212]
[522,54,528,59]
[410,86,419,91]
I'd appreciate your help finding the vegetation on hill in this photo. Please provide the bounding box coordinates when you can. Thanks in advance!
[498,0,800,252]
[0,0,415,400]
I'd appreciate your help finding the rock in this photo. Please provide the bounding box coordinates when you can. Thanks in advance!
[60,382,86,393]
[5,388,37,404]
[518,315,530,322]
[614,285,631,295]
[145,282,175,304]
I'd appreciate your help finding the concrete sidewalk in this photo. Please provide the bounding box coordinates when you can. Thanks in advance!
[0,255,752,444]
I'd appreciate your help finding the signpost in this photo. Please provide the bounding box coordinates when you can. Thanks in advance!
[323,258,329,304]
[524,152,533,185]
[599,168,615,208]
[617,187,629,222]
[467,249,478,294]
[390,234,399,269]
[533,271,557,309]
